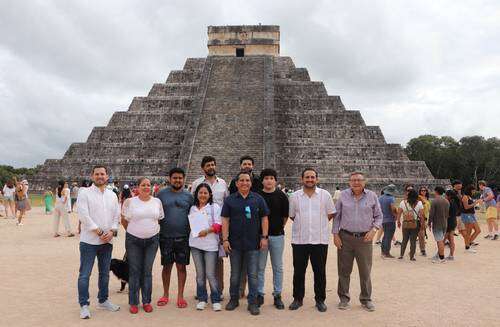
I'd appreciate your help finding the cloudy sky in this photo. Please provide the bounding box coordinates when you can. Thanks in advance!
[1,0,499,167]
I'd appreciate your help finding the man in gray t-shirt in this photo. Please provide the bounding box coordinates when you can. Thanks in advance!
[156,168,194,308]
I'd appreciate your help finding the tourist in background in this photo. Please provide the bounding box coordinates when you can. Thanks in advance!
[222,171,269,316]
[379,184,398,259]
[64,182,71,214]
[257,168,289,310]
[53,181,74,237]
[191,156,229,299]
[14,178,30,226]
[479,180,498,240]
[188,183,222,311]
[71,182,79,212]
[428,186,449,263]
[44,187,54,215]
[228,155,263,194]
[333,172,382,312]
[289,168,334,312]
[121,177,163,314]
[452,180,471,248]
[77,165,121,319]
[461,185,481,252]
[417,186,430,256]
[156,168,194,309]
[445,190,460,260]
[397,189,424,261]
[120,184,132,205]
[2,180,16,219]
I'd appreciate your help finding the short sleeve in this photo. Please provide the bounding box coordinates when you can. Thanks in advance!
[156,198,164,220]
[122,198,132,221]
[221,199,231,218]
[324,191,336,215]
[389,196,395,205]
[260,196,270,217]
[399,201,405,210]
[416,201,424,211]
[212,203,222,225]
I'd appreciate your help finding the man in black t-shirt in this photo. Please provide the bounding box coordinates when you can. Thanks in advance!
[257,168,289,309]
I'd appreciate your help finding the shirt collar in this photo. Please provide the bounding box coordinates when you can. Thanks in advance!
[90,184,105,194]
[299,187,320,196]
[236,191,254,199]
[350,188,367,196]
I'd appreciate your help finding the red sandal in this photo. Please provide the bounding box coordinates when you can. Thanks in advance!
[156,296,169,306]
[177,298,188,308]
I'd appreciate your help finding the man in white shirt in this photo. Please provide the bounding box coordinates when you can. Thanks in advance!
[190,156,229,297]
[77,165,121,319]
[288,168,336,312]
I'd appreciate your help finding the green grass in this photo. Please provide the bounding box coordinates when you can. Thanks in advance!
[29,194,45,207]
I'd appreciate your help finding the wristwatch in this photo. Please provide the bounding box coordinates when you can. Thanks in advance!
[111,229,118,237]
[261,235,269,240]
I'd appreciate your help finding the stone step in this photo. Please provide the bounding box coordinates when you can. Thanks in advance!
[274,81,327,97]
[87,126,185,143]
[128,96,196,112]
[183,58,206,71]
[166,70,203,83]
[275,96,345,110]
[148,83,199,97]
[107,111,189,127]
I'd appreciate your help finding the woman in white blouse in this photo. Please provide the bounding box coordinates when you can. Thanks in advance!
[188,183,222,311]
[121,177,164,314]
[53,180,74,237]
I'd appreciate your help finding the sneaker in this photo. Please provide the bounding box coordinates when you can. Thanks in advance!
[492,235,499,241]
[273,294,285,310]
[446,256,454,261]
[394,241,402,246]
[98,300,120,312]
[484,235,492,239]
[410,257,416,261]
[212,302,222,311]
[315,301,327,312]
[471,242,479,247]
[361,301,375,312]
[256,294,264,307]
[432,257,446,264]
[196,301,207,310]
[288,299,303,310]
[143,304,153,313]
[225,298,239,311]
[465,248,477,254]
[17,222,23,226]
[398,256,403,260]
[247,303,260,315]
[80,305,91,319]
[338,301,350,310]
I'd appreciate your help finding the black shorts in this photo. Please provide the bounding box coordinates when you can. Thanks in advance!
[159,236,190,266]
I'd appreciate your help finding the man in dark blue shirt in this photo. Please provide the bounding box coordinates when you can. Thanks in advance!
[222,172,269,315]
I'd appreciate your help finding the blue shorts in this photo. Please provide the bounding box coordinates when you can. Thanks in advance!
[461,213,477,224]
[432,228,446,242]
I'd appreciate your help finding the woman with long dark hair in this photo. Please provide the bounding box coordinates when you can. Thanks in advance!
[461,185,481,253]
[188,183,222,311]
[53,180,74,237]
[418,186,430,256]
[397,189,424,261]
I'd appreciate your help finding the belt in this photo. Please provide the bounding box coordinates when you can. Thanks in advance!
[340,229,368,237]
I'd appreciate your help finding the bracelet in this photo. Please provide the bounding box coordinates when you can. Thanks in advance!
[222,239,229,243]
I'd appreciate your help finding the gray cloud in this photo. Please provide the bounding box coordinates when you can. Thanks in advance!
[1,0,499,167]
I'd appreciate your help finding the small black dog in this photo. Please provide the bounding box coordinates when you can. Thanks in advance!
[110,254,129,293]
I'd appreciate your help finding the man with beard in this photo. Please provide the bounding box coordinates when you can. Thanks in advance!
[191,156,229,298]
[288,168,335,312]
[229,156,263,194]
[77,165,121,319]
[156,168,194,309]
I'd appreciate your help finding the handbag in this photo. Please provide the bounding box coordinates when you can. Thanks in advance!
[209,205,226,258]
[402,201,417,229]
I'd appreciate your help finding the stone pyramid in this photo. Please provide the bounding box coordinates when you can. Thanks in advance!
[31,25,448,192]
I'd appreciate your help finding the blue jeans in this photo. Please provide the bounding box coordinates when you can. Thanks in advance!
[258,235,284,296]
[125,232,159,305]
[229,249,259,304]
[191,247,220,303]
[77,242,113,307]
[381,222,396,255]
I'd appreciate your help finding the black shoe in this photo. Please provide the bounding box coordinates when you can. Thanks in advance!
[493,235,499,241]
[288,299,303,310]
[315,301,327,312]
[248,303,260,315]
[421,250,427,257]
[225,299,239,311]
[274,295,285,310]
[257,294,264,307]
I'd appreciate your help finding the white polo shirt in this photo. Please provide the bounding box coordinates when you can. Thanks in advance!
[77,184,121,245]
[191,176,229,207]
[289,187,336,245]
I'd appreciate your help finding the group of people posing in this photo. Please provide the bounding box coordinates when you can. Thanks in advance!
[76,155,384,319]
[377,180,499,262]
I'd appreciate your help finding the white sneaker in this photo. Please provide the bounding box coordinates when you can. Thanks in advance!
[212,302,222,311]
[196,301,207,310]
[465,248,477,254]
[80,305,91,319]
[17,222,23,226]
[432,257,446,264]
[98,300,120,312]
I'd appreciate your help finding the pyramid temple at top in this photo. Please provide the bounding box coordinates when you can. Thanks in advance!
[31,25,448,192]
